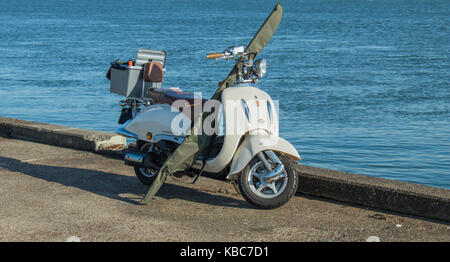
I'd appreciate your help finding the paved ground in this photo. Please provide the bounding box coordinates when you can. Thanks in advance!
[0,137,448,242]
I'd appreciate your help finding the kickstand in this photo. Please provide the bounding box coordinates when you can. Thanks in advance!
[172,135,216,185]
[171,162,205,185]
[191,164,205,184]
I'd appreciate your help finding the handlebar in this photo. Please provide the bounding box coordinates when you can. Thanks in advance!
[206,52,224,59]
[206,46,250,61]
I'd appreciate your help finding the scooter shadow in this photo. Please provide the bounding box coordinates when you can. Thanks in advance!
[0,156,251,209]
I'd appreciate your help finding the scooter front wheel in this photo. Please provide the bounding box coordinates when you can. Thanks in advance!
[238,152,298,209]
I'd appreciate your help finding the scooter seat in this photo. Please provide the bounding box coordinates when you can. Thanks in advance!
[147,88,208,121]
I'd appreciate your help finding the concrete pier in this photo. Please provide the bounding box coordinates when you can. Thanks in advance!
[0,116,448,241]
[0,117,125,153]
[296,165,449,222]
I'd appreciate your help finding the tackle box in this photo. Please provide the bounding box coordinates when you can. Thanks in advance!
[109,49,166,98]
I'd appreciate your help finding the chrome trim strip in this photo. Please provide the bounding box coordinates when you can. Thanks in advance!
[116,127,138,139]
[267,101,273,124]
[116,120,138,139]
[241,99,251,122]
[153,134,185,144]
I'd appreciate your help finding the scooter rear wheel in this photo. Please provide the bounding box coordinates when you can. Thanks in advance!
[134,141,158,185]
[238,152,298,209]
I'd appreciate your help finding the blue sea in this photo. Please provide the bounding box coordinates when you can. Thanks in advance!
[0,0,449,189]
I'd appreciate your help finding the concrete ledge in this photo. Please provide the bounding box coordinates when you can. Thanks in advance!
[296,165,450,222]
[0,117,125,152]
[0,116,448,222]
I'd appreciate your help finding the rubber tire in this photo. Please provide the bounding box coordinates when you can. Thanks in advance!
[238,153,299,209]
[134,141,157,186]
[134,166,157,186]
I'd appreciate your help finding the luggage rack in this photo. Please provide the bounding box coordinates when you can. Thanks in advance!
[107,49,167,121]
[109,49,167,99]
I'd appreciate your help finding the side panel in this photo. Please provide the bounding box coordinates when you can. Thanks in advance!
[226,134,301,180]
[124,103,191,143]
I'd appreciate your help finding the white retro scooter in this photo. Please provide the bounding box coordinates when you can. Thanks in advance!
[112,46,301,209]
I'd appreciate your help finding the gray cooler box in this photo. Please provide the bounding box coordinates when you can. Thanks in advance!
[109,49,166,98]
[110,65,143,97]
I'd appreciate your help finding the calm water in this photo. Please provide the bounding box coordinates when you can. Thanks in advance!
[0,0,449,189]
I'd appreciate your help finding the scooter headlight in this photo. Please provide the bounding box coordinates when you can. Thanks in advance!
[253,58,267,78]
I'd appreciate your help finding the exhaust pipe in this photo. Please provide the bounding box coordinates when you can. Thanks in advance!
[124,150,160,170]
[124,151,144,165]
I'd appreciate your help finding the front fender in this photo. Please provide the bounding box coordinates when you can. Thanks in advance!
[226,134,301,180]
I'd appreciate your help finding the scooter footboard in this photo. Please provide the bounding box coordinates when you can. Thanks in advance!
[226,134,300,180]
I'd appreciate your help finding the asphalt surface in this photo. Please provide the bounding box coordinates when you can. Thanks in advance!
[0,137,448,242]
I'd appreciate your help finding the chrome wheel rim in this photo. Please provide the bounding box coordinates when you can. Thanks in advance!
[247,161,288,199]
[138,143,157,179]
